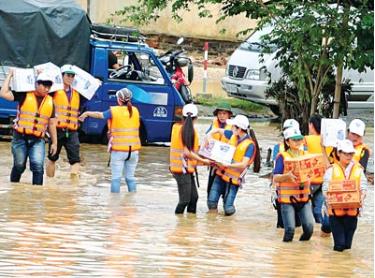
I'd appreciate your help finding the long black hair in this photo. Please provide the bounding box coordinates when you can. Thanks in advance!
[249,128,261,173]
[181,115,195,151]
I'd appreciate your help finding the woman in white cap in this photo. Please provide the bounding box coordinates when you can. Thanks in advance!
[79,87,141,193]
[169,103,211,214]
[206,114,261,216]
[273,127,314,242]
[271,118,301,229]
[347,119,370,172]
[322,139,367,252]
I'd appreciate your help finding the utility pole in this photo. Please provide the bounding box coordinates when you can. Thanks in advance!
[87,0,91,18]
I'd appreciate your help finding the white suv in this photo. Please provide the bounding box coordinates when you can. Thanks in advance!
[221,27,374,114]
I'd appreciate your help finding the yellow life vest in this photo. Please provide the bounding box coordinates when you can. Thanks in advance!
[221,135,255,186]
[211,118,232,143]
[14,92,53,138]
[353,143,370,164]
[53,89,80,130]
[108,106,141,152]
[169,122,199,174]
[328,162,362,216]
[276,150,311,204]
[304,134,331,185]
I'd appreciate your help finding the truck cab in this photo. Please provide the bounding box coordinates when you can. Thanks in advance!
[80,32,185,144]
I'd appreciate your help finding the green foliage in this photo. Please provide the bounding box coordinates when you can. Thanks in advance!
[194,96,266,114]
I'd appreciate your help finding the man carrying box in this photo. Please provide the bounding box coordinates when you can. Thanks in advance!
[0,70,57,185]
[322,139,367,252]
[46,65,87,178]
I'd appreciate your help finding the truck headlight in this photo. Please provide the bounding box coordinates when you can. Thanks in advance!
[246,69,260,80]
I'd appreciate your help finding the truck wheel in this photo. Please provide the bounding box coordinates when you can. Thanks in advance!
[269,105,280,116]
[139,122,148,146]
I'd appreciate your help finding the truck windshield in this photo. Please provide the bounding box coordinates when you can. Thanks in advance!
[108,49,165,84]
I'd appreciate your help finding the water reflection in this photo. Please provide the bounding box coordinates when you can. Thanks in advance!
[0,120,372,276]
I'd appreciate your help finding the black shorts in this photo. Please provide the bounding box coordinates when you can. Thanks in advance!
[48,129,80,164]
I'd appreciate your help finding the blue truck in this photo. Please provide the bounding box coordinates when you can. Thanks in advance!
[0,0,185,143]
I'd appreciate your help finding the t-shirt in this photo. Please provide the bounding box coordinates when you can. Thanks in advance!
[273,155,284,175]
[13,92,55,118]
[103,109,112,120]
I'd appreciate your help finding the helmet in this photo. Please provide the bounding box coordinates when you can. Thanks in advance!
[175,57,189,67]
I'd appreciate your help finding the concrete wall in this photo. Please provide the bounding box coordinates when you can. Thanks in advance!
[76,0,257,41]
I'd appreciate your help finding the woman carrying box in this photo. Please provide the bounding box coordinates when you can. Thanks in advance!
[322,139,367,252]
[205,102,233,198]
[206,115,261,216]
[273,127,315,242]
[170,103,211,214]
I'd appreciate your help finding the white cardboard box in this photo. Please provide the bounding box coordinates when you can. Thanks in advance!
[34,62,64,92]
[11,68,36,92]
[71,66,101,100]
[321,118,346,147]
[199,138,235,164]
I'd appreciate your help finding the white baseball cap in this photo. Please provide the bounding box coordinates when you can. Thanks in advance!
[337,139,355,153]
[61,64,76,75]
[227,115,249,130]
[182,103,198,117]
[283,119,300,130]
[36,72,54,83]
[283,127,304,140]
[348,119,365,136]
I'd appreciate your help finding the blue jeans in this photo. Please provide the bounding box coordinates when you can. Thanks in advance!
[207,176,239,216]
[311,185,324,223]
[11,131,45,185]
[281,201,314,242]
[329,215,358,252]
[110,150,139,193]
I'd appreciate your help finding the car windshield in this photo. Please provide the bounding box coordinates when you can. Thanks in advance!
[239,26,277,53]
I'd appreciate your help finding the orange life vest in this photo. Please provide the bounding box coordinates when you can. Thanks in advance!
[220,135,255,186]
[14,92,53,138]
[108,106,141,152]
[328,162,362,216]
[276,150,311,204]
[53,88,80,130]
[211,118,232,143]
[169,122,199,174]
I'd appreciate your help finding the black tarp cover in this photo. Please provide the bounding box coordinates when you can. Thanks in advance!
[0,0,91,70]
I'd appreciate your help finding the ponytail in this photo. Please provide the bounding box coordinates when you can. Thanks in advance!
[181,115,195,151]
[126,101,133,118]
[249,128,261,173]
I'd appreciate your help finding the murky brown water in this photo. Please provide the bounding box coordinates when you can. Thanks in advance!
[0,120,372,277]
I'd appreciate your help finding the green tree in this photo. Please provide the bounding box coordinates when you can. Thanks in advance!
[114,0,373,125]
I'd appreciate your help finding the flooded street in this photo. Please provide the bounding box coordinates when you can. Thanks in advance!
[0,120,373,277]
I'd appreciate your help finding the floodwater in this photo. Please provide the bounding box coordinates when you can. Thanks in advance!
[0,120,372,277]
